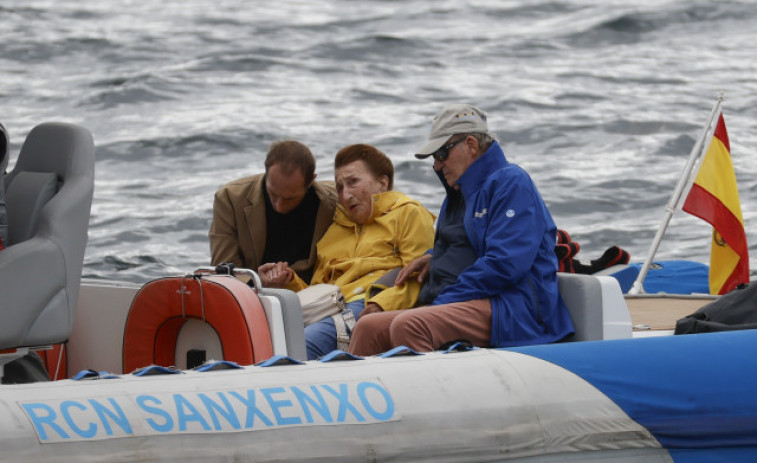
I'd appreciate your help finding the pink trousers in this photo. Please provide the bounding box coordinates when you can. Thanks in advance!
[348,299,492,356]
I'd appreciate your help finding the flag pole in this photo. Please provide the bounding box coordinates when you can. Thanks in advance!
[628,95,723,295]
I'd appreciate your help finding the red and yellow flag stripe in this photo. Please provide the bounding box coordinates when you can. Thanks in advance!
[682,114,749,295]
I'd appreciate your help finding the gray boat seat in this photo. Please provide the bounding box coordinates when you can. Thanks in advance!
[557,273,632,341]
[0,122,95,353]
[257,287,307,361]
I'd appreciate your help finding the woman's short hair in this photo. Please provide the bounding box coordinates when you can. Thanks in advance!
[265,140,316,185]
[335,144,394,190]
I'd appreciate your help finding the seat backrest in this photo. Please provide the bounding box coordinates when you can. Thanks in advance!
[5,171,58,245]
[0,122,95,349]
[557,273,632,341]
[257,287,307,361]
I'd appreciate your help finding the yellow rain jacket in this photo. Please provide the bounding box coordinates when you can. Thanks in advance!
[288,191,435,312]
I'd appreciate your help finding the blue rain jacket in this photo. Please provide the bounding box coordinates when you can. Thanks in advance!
[433,141,574,347]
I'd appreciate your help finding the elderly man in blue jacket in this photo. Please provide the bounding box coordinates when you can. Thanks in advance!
[349,104,574,355]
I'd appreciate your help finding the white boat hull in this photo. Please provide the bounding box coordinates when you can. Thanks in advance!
[4,348,670,462]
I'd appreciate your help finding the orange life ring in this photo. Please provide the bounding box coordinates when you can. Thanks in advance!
[122,275,273,373]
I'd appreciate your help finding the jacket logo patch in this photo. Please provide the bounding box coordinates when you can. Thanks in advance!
[474,208,488,218]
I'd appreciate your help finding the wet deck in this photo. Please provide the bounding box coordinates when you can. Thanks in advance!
[626,294,716,332]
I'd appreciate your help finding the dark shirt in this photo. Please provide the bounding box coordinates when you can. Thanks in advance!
[417,189,477,305]
[262,185,320,282]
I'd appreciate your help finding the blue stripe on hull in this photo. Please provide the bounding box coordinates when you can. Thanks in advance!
[669,447,757,463]
[509,330,757,451]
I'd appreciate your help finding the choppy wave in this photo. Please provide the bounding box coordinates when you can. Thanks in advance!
[2,0,757,283]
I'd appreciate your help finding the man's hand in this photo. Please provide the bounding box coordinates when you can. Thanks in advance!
[395,253,432,285]
[258,262,293,287]
[359,302,384,319]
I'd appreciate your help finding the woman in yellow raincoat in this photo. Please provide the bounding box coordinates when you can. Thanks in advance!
[260,144,435,359]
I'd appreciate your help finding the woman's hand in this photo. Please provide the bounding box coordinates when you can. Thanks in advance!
[395,253,432,285]
[258,262,293,287]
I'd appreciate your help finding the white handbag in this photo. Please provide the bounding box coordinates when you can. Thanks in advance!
[296,284,356,351]
[297,284,346,326]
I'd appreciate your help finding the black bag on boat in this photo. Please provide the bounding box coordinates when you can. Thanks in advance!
[1,122,9,249]
[1,352,50,384]
[674,283,757,334]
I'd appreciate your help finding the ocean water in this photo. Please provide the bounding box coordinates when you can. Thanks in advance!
[1,0,756,284]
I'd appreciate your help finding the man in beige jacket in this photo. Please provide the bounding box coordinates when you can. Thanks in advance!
[209,140,337,283]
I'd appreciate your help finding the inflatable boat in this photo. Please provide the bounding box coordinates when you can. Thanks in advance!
[2,122,755,462]
[3,272,757,462]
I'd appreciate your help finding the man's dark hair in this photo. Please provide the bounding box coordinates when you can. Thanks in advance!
[264,140,316,185]
[334,144,394,190]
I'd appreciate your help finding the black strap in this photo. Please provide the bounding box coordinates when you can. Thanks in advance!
[437,339,473,351]
[215,262,235,275]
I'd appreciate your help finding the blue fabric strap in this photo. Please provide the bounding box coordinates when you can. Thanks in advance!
[319,350,363,362]
[379,346,423,358]
[256,355,304,367]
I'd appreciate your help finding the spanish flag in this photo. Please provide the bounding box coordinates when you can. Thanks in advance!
[682,113,749,294]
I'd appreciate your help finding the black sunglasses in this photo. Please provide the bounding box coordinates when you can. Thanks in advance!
[431,135,468,161]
